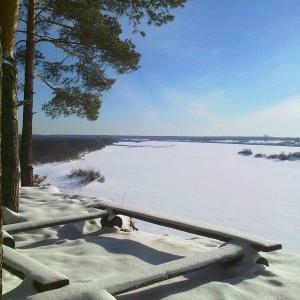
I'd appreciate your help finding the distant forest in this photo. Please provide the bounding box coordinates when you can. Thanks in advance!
[27,135,300,164]
[26,135,117,164]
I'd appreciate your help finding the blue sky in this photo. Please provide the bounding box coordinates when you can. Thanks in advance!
[21,0,300,136]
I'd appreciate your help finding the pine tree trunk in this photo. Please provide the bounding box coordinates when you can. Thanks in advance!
[1,53,19,212]
[0,1,20,294]
[20,0,35,187]
[0,26,3,298]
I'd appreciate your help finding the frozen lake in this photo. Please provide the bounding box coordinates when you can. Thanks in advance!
[35,141,300,253]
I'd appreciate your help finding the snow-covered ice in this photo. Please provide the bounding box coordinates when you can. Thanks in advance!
[35,141,300,253]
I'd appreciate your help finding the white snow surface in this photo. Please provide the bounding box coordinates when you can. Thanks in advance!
[2,186,300,299]
[35,141,300,253]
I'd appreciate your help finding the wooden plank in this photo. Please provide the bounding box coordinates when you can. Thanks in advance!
[3,245,69,292]
[104,242,244,296]
[26,243,244,299]
[94,200,282,252]
[3,210,108,234]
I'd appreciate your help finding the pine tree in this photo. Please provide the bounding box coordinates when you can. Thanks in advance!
[17,0,188,186]
[0,25,2,298]
[0,0,20,293]
[0,0,20,212]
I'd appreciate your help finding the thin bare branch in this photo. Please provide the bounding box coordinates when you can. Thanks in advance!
[18,18,27,24]
[17,30,27,34]
[35,73,57,91]
[61,53,71,64]
[15,40,27,47]
[35,39,82,59]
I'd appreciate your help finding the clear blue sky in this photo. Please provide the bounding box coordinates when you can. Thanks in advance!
[21,0,300,136]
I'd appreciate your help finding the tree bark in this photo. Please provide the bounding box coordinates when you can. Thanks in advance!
[0,1,19,56]
[0,1,20,294]
[20,0,35,187]
[0,26,3,299]
[0,0,20,211]
[1,54,19,212]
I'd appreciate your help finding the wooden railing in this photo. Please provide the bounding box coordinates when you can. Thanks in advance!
[3,199,282,299]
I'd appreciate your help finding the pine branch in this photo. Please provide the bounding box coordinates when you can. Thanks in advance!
[35,19,73,30]
[35,38,82,59]
[35,2,52,19]
[34,73,57,91]
[35,36,81,47]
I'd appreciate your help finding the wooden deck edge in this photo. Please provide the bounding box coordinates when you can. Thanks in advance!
[94,200,282,252]
[3,245,69,292]
[3,210,107,234]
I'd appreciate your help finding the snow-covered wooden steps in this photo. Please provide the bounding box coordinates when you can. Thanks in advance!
[26,242,244,300]
[94,199,282,252]
[3,245,69,293]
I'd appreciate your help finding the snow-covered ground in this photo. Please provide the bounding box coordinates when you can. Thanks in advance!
[3,142,300,299]
[3,186,300,299]
[35,141,300,253]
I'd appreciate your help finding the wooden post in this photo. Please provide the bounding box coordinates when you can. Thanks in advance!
[0,25,3,298]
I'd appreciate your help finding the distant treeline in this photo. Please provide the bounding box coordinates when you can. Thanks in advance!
[116,135,300,146]
[23,135,118,164]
